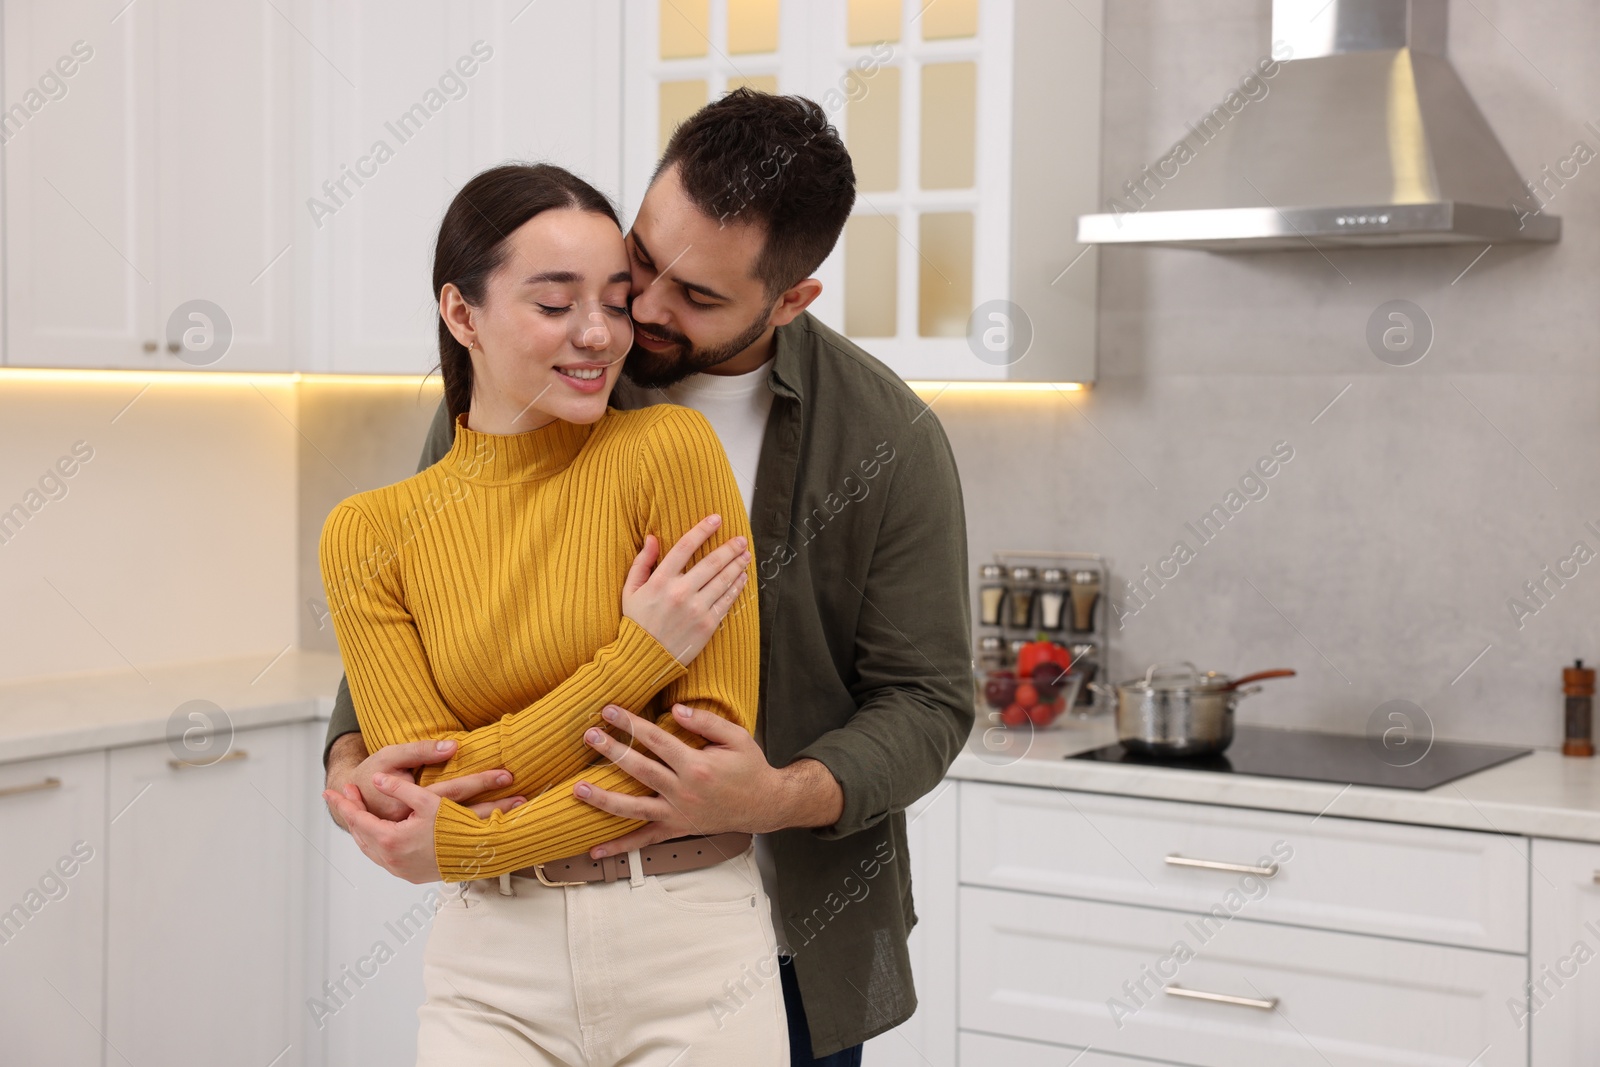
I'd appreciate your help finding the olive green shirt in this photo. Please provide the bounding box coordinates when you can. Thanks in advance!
[322,311,973,1054]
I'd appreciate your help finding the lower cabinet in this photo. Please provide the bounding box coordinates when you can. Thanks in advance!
[0,751,108,1067]
[104,723,316,1067]
[1529,838,1600,1065]
[309,813,434,1065]
[862,782,959,1067]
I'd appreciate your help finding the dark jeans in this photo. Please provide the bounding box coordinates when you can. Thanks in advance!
[780,956,864,1066]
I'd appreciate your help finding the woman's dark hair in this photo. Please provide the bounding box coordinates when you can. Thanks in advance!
[433,163,621,424]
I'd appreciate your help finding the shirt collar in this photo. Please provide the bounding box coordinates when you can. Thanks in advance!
[768,314,809,403]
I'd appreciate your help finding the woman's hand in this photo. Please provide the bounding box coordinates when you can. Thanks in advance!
[621,514,751,663]
[323,773,452,884]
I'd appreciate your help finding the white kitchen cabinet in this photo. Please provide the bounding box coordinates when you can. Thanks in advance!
[305,0,623,374]
[3,0,299,371]
[311,809,437,1065]
[1528,838,1600,1065]
[0,751,107,1067]
[621,0,1101,383]
[105,723,314,1066]
[962,885,1529,1067]
[862,781,958,1067]
[962,781,1529,952]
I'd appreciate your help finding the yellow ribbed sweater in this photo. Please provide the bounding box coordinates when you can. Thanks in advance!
[319,404,759,881]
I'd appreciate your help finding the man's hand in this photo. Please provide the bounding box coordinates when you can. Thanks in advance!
[322,774,448,884]
[324,733,524,831]
[574,703,845,858]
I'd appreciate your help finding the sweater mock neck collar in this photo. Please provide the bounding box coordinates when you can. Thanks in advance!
[443,411,594,483]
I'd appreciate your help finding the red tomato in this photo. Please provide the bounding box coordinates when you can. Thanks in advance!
[1027,703,1056,725]
[1014,683,1040,708]
[1017,640,1073,679]
[1000,703,1027,726]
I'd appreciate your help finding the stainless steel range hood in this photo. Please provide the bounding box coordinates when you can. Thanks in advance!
[1075,0,1560,251]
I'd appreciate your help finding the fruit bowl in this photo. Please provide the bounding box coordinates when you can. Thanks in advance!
[977,662,1085,731]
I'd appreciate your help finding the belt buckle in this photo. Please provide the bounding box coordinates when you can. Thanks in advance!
[532,864,585,888]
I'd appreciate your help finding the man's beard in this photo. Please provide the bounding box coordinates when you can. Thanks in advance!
[622,303,776,390]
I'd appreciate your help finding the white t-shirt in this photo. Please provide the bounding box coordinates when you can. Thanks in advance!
[611,361,789,951]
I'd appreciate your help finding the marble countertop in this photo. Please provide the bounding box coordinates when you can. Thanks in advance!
[950,714,1600,843]
[0,651,345,764]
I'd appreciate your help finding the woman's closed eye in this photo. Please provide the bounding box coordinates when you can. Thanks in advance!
[537,303,631,317]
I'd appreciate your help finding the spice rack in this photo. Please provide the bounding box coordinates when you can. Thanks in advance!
[976,550,1111,714]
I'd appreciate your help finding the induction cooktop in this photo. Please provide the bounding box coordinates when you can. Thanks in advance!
[1068,725,1533,791]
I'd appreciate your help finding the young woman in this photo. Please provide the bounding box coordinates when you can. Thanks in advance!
[319,164,787,1065]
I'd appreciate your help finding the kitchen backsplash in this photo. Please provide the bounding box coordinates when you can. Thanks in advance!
[0,378,298,681]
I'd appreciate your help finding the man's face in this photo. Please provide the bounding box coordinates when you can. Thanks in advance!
[623,165,778,388]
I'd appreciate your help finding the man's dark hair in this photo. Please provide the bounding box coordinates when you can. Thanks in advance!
[655,88,856,295]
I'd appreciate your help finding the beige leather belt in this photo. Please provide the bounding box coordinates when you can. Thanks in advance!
[511,832,752,887]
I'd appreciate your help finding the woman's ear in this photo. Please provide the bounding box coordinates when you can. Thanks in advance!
[439,283,477,350]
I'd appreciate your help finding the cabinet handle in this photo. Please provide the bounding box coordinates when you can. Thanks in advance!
[168,749,249,771]
[1165,854,1279,877]
[1164,984,1278,1011]
[0,776,62,799]
[1592,871,1599,885]
[142,340,158,353]
[166,340,180,354]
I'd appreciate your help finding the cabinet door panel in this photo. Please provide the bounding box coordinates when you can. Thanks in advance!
[0,751,107,1067]
[4,2,157,367]
[154,0,297,371]
[106,725,306,1066]
[1529,838,1600,1065]
[311,1,622,373]
[862,780,958,1067]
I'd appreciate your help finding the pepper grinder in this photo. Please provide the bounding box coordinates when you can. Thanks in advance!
[1563,659,1594,757]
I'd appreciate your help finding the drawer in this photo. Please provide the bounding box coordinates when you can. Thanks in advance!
[960,886,1528,1067]
[960,781,1527,951]
[961,1031,1188,1066]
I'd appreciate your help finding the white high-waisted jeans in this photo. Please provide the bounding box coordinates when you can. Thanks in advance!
[415,845,789,1066]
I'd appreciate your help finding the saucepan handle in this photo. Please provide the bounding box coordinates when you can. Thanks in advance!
[1144,661,1201,686]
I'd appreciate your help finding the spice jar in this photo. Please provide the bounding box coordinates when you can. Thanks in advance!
[1007,566,1037,629]
[977,564,1007,628]
[977,635,1006,672]
[1069,569,1101,632]
[1037,568,1068,631]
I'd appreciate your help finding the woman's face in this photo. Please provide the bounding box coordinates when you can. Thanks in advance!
[458,208,634,430]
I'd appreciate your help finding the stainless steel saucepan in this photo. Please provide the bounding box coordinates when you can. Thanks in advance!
[1095,662,1296,758]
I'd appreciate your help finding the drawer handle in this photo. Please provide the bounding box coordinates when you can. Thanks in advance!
[1164,984,1278,1011]
[1165,854,1278,877]
[0,776,62,799]
[168,749,249,771]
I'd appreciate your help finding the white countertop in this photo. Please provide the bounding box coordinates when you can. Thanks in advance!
[950,714,1600,843]
[0,651,345,764]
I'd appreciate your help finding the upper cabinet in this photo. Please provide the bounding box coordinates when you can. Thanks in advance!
[4,0,1097,380]
[302,0,623,374]
[4,0,298,371]
[622,0,1103,383]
